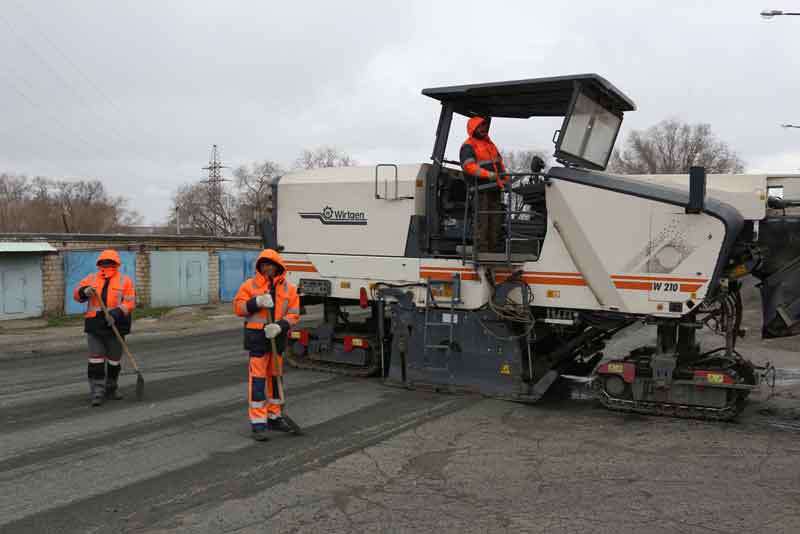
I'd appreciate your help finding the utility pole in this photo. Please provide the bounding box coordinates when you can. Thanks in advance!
[200,144,229,236]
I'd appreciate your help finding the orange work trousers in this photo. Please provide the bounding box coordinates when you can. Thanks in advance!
[248,352,283,430]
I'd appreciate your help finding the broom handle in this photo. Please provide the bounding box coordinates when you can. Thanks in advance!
[94,290,141,372]
[266,307,286,403]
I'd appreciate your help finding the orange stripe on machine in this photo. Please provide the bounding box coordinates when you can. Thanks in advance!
[284,261,318,273]
[420,270,480,281]
[611,275,709,283]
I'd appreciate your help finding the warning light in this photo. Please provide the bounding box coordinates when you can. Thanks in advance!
[289,330,310,346]
[344,336,369,352]
[359,287,368,308]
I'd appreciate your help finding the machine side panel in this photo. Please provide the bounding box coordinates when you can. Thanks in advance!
[542,180,724,316]
[627,173,767,220]
[280,253,421,301]
[277,165,418,257]
[548,167,744,297]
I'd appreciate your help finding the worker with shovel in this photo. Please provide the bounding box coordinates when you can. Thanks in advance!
[73,250,136,407]
[234,249,301,441]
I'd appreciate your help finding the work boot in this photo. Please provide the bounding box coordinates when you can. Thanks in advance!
[105,381,123,400]
[251,428,269,442]
[267,417,293,432]
[90,380,106,407]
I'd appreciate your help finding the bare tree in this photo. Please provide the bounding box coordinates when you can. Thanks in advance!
[0,173,30,232]
[171,182,246,236]
[294,146,355,170]
[234,160,283,233]
[0,173,141,233]
[500,149,549,173]
[609,119,745,174]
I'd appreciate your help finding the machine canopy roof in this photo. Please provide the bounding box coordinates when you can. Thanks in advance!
[422,73,636,119]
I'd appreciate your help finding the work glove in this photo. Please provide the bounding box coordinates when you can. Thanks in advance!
[265,323,282,339]
[104,312,115,328]
[256,294,274,308]
[80,286,96,300]
[109,307,125,324]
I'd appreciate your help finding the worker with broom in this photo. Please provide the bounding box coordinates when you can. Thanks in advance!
[234,249,300,441]
[73,250,136,407]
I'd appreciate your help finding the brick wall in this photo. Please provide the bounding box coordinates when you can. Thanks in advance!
[1,234,261,317]
[135,252,151,308]
[41,253,65,316]
[208,253,220,304]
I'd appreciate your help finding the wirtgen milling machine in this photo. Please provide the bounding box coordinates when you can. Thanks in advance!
[263,74,800,421]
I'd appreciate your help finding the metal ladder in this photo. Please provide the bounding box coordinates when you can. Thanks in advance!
[422,274,461,355]
[462,175,543,267]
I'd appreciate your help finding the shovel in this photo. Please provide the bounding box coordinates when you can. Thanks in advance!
[267,308,303,435]
[94,291,145,401]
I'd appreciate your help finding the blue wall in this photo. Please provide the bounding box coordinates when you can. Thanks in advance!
[64,251,137,315]
[218,250,260,302]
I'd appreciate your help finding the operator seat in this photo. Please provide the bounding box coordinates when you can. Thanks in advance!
[438,169,468,216]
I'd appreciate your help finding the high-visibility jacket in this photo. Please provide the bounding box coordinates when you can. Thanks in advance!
[73,249,135,336]
[460,116,508,189]
[233,249,300,355]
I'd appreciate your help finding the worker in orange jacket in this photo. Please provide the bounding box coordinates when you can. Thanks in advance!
[460,116,508,252]
[72,250,136,406]
[234,249,300,441]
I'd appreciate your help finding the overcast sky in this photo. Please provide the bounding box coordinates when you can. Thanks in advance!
[1,0,798,223]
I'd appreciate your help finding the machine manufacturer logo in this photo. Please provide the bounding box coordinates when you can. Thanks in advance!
[298,206,368,225]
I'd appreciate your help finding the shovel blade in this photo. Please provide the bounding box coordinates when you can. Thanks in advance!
[282,413,303,435]
[135,372,145,401]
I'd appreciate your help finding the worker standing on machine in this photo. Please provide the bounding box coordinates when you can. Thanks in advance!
[460,116,508,252]
[72,250,136,407]
[233,249,300,442]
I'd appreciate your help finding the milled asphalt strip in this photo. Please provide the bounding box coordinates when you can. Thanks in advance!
[0,357,244,427]
[0,375,339,474]
[1,385,475,533]
[0,369,332,463]
[0,378,354,526]
[0,352,246,412]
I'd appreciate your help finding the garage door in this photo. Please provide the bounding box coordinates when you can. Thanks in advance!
[218,250,260,302]
[150,251,209,307]
[0,255,44,320]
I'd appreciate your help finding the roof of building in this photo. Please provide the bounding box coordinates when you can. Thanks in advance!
[0,242,57,253]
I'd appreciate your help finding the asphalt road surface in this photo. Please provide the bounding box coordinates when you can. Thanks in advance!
[2,323,800,533]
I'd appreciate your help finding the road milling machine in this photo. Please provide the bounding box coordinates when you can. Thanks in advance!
[263,74,800,421]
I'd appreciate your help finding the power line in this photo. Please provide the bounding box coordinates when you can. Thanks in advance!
[0,72,110,162]
[0,11,140,158]
[8,0,154,150]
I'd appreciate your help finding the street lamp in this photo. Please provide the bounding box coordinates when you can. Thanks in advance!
[761,9,800,19]
[781,124,800,129]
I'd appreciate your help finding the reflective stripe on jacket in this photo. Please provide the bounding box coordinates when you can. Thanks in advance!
[72,271,136,317]
[233,249,300,354]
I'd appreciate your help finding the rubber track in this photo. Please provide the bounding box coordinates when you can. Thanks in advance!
[594,382,748,422]
[284,348,381,378]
